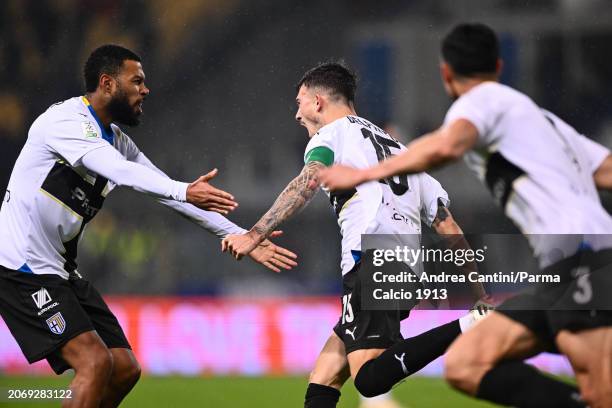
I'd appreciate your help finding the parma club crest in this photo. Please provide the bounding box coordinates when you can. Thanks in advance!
[46,312,66,335]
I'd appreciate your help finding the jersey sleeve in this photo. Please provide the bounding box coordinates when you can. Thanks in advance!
[543,109,610,173]
[444,86,496,145]
[574,133,610,173]
[418,173,450,227]
[112,126,141,161]
[81,146,188,201]
[133,152,246,238]
[303,126,340,166]
[44,115,112,166]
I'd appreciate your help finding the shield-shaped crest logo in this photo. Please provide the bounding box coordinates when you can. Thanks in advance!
[46,312,66,335]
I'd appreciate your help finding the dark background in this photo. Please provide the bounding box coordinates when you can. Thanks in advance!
[1,0,611,296]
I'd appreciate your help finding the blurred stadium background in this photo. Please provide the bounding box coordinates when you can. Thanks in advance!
[1,0,611,406]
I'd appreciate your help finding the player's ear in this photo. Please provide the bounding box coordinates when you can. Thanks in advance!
[99,73,115,95]
[440,61,453,84]
[314,93,323,112]
[495,58,504,78]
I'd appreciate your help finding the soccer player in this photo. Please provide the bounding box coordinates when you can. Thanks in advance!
[222,62,491,407]
[0,44,297,408]
[319,24,612,408]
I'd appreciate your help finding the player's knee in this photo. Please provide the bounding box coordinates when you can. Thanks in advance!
[308,368,342,389]
[353,360,389,398]
[81,348,114,381]
[444,345,478,393]
[308,369,329,386]
[443,356,466,390]
[115,359,141,389]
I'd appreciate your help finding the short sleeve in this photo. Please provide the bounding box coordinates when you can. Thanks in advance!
[419,173,450,226]
[543,109,610,174]
[44,115,111,166]
[444,85,496,145]
[304,125,340,166]
[574,133,610,173]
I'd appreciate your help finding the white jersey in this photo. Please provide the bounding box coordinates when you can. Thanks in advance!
[0,96,244,279]
[444,82,612,264]
[304,115,449,275]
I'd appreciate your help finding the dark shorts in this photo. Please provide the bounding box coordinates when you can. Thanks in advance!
[0,265,130,374]
[333,262,411,354]
[497,248,612,351]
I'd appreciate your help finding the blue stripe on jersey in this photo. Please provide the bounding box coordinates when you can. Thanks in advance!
[85,104,114,145]
[351,250,362,264]
[18,263,33,273]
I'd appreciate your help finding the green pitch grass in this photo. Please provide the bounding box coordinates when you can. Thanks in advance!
[0,375,499,407]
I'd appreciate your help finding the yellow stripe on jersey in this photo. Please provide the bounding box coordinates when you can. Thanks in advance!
[82,96,91,106]
[339,192,359,216]
[38,188,83,221]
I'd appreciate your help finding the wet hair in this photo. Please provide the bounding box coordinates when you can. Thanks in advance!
[441,23,499,77]
[296,61,357,103]
[84,44,141,92]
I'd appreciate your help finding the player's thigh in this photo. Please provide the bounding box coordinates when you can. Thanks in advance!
[60,330,113,374]
[310,332,351,389]
[73,278,131,351]
[334,264,403,359]
[0,267,98,374]
[445,311,543,379]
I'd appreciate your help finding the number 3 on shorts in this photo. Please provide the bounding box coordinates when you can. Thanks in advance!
[342,293,354,324]
[572,266,593,304]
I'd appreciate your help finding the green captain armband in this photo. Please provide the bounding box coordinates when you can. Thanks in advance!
[304,146,334,166]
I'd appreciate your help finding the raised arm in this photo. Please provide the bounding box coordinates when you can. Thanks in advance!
[319,119,479,191]
[222,161,325,260]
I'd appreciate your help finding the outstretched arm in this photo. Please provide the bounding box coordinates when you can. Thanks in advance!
[133,152,297,272]
[133,152,244,236]
[251,161,324,240]
[81,145,237,214]
[222,161,325,259]
[319,119,479,191]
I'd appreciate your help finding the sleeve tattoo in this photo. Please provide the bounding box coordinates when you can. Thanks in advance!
[251,161,325,238]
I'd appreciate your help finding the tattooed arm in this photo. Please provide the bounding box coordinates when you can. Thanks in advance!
[221,161,324,260]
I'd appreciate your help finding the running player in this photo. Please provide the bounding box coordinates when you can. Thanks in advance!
[319,23,612,408]
[0,44,297,408]
[222,62,491,407]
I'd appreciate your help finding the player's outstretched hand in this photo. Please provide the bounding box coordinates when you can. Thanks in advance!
[248,231,298,273]
[221,230,260,260]
[319,165,367,191]
[187,169,238,214]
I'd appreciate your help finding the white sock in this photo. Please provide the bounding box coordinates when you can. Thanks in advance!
[360,391,392,401]
[459,312,475,333]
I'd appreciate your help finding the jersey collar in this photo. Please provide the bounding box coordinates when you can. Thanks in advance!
[82,96,114,145]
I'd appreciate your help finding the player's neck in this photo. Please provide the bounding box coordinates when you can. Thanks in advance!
[85,93,113,128]
[455,77,498,97]
[320,104,356,127]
